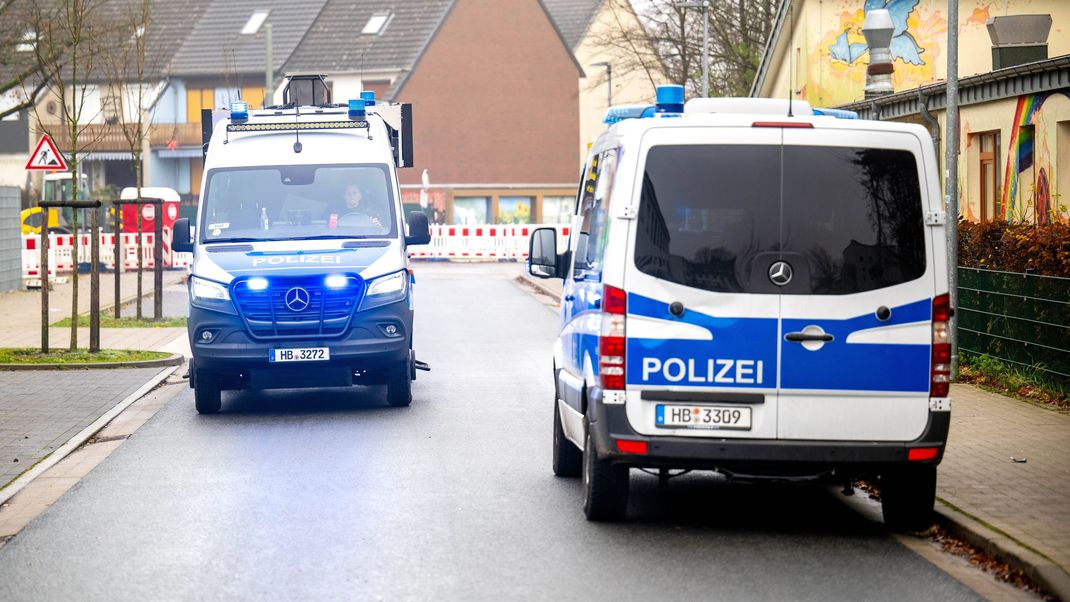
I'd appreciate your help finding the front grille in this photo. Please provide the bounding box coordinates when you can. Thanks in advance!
[232,276,362,339]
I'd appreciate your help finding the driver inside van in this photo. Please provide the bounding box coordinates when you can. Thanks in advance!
[332,183,383,228]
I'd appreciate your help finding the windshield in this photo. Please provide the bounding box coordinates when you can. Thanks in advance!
[200,164,397,242]
[634,144,926,295]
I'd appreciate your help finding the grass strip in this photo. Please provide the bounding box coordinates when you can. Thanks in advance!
[51,315,187,328]
[958,352,1069,413]
[0,348,171,365]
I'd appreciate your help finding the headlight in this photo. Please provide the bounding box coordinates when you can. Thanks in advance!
[190,276,231,302]
[359,270,408,311]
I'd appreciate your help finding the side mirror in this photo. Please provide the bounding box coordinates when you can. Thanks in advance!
[405,211,431,246]
[528,227,558,279]
[172,218,194,253]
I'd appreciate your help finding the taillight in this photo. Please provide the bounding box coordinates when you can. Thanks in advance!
[931,294,951,398]
[599,285,627,390]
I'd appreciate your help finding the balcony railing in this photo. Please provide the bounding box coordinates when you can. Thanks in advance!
[44,121,205,154]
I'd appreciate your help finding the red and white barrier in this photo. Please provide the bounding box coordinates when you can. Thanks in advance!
[21,230,191,282]
[408,224,570,260]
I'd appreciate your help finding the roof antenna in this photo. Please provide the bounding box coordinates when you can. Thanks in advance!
[787,0,795,117]
[293,99,302,153]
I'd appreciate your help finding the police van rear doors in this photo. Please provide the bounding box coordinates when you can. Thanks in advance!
[624,124,934,442]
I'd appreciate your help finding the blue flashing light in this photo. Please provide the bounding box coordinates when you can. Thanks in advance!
[360,91,376,107]
[812,107,859,120]
[655,85,684,114]
[348,99,366,120]
[246,276,268,291]
[325,274,349,289]
[603,104,654,125]
[230,101,249,122]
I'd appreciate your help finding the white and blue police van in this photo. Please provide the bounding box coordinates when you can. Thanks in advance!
[172,75,430,414]
[528,86,951,528]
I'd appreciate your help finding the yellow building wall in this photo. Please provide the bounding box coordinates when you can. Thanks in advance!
[762,0,1070,108]
[574,1,666,166]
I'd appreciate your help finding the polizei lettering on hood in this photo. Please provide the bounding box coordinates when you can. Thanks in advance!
[641,357,765,385]
[251,255,342,267]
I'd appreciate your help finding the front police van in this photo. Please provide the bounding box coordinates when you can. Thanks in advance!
[529,86,951,528]
[172,75,430,414]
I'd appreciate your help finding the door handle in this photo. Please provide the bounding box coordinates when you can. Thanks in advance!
[785,332,834,342]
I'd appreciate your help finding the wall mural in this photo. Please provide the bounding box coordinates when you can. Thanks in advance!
[1002,92,1070,224]
[828,0,926,66]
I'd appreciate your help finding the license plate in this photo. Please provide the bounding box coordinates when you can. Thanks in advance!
[269,347,330,363]
[656,404,752,430]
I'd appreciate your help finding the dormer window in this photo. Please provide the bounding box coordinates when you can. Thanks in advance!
[241,11,270,35]
[16,31,36,52]
[361,12,393,35]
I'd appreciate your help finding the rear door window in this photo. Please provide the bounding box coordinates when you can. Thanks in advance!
[634,144,925,294]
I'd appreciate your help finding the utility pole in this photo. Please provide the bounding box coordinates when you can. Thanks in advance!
[945,0,960,378]
[677,1,710,97]
[265,23,273,107]
[590,62,612,107]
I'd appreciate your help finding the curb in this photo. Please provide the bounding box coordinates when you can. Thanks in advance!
[935,503,1070,601]
[0,364,179,506]
[0,352,184,371]
[515,274,562,303]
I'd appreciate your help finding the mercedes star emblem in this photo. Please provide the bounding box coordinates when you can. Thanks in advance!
[285,286,311,312]
[768,261,793,287]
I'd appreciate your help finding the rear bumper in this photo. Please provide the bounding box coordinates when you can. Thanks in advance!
[587,388,950,477]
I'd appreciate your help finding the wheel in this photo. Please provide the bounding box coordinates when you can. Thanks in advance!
[582,419,629,521]
[386,360,413,407]
[881,464,937,532]
[194,369,222,414]
[552,395,582,477]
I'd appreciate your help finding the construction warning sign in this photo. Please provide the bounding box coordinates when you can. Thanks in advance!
[25,134,68,171]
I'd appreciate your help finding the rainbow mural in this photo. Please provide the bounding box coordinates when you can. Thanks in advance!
[1002,92,1070,224]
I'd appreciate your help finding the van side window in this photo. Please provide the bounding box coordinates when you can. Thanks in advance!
[573,149,617,281]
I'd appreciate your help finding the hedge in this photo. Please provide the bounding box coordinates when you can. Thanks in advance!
[958,221,1070,278]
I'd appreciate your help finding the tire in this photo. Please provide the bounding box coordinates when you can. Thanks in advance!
[881,464,937,532]
[582,419,629,521]
[194,369,222,414]
[386,360,413,407]
[552,396,582,477]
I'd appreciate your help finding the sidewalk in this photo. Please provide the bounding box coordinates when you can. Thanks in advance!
[517,271,1070,591]
[0,270,187,351]
[0,272,191,493]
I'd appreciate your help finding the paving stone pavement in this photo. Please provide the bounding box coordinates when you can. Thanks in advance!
[0,368,168,488]
[940,384,1070,572]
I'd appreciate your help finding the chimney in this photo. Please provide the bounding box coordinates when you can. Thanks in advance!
[987,15,1052,70]
[862,9,895,99]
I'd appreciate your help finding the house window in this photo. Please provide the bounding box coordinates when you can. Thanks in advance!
[17,31,35,52]
[362,12,393,35]
[453,196,489,224]
[498,196,532,224]
[241,11,270,35]
[978,131,1000,223]
[541,196,574,224]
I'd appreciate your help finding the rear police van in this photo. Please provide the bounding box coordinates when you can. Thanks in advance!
[172,75,430,414]
[528,87,950,527]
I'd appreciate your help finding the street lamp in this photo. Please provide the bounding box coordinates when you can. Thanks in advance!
[590,61,612,107]
[676,0,710,98]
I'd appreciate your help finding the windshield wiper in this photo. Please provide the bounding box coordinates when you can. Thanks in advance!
[206,237,289,244]
[294,234,377,241]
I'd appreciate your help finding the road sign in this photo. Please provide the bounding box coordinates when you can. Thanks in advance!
[25,135,68,171]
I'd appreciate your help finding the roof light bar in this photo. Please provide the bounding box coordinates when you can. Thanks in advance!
[230,101,249,122]
[348,99,366,120]
[812,107,859,119]
[655,85,684,114]
[603,104,653,125]
[226,120,369,133]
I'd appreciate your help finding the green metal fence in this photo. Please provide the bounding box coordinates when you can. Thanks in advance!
[957,267,1070,380]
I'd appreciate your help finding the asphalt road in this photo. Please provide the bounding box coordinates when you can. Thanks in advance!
[0,266,981,600]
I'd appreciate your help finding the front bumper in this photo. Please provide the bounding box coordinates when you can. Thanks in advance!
[188,300,412,378]
[587,388,950,477]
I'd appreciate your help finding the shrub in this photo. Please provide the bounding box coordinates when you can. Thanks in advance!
[958,221,1070,277]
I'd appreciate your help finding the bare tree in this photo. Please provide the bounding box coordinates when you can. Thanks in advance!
[0,0,55,120]
[592,0,780,98]
[30,0,108,350]
[103,0,165,321]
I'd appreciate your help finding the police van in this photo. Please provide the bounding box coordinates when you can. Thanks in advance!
[172,75,430,414]
[528,86,950,528]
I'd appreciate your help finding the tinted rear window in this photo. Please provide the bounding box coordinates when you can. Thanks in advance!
[634,144,926,294]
